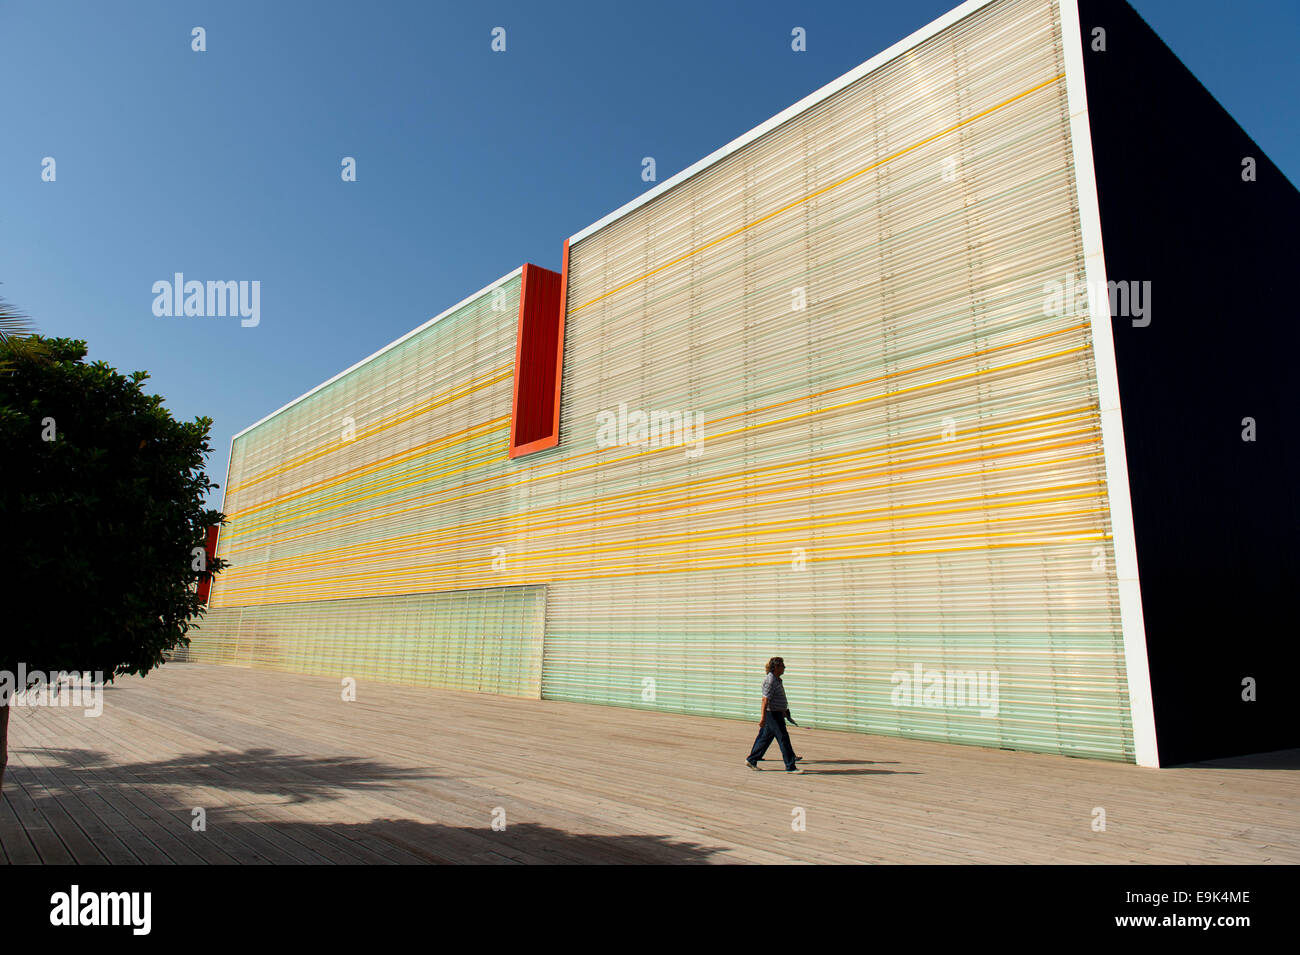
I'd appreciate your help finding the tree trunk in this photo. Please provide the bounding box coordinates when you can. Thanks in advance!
[0,702,8,793]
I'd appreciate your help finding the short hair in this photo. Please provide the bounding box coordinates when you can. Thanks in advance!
[765,657,785,673]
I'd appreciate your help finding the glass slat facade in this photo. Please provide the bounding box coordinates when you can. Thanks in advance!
[191,0,1138,760]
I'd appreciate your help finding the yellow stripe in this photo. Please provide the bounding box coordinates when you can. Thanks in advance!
[228,364,511,494]
[222,322,1091,552]
[222,417,1103,572]
[217,442,1108,600]
[216,527,1113,605]
[226,415,507,526]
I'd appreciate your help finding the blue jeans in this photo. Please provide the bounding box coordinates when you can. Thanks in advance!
[747,711,797,770]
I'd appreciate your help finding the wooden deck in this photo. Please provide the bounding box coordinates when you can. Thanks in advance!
[2,662,1296,864]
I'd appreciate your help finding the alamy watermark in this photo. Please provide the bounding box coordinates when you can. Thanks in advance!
[0,665,104,717]
[1043,271,1151,327]
[50,885,150,935]
[891,663,999,717]
[152,273,260,327]
[595,402,705,457]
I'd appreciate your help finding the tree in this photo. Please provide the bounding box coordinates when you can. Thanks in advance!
[0,336,225,789]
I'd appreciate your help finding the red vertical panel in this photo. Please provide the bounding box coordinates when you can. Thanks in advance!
[509,247,567,457]
[196,523,219,603]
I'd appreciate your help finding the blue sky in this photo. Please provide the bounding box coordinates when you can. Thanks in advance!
[3,0,1297,508]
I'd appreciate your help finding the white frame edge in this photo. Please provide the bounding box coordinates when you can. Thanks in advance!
[1058,0,1160,767]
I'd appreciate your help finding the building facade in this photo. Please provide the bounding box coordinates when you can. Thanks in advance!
[188,0,1298,767]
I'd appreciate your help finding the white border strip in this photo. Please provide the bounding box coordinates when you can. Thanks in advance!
[568,0,1001,245]
[1058,0,1160,768]
[231,265,524,440]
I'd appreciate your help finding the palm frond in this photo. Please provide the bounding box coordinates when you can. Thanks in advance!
[0,293,38,343]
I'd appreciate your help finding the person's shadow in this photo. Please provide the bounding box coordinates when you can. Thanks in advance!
[758,758,918,776]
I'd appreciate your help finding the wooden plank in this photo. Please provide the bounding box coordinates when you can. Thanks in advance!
[4,662,1296,865]
[0,763,43,865]
[10,730,119,864]
[4,726,75,864]
[62,697,393,865]
[81,685,458,864]
[15,705,225,865]
[123,665,1300,864]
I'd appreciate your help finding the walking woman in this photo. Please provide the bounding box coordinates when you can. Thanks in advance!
[745,657,803,773]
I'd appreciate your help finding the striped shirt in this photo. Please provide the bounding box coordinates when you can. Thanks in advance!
[762,672,788,711]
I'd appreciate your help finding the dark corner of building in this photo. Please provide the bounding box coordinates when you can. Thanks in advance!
[1076,0,1299,764]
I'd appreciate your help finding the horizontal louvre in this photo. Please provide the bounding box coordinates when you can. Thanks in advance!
[191,586,546,698]
[544,0,1134,761]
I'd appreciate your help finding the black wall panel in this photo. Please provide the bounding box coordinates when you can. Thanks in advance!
[1078,0,1299,764]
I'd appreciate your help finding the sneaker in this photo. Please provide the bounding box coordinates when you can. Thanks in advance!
[785,766,805,774]
[746,759,759,770]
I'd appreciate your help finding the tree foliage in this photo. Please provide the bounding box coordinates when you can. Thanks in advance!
[0,336,225,681]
